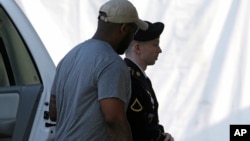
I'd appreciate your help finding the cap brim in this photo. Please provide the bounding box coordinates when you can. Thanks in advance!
[134,21,164,41]
[135,20,148,30]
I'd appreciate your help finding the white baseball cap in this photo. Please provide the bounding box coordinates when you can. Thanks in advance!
[99,0,148,30]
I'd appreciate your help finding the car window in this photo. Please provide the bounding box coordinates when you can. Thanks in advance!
[0,6,41,86]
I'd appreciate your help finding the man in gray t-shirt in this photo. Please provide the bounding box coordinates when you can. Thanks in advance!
[49,0,148,140]
[51,39,131,140]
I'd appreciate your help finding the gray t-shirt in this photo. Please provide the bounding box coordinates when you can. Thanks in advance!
[51,39,131,141]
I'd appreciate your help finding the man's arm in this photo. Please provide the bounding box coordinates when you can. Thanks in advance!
[49,94,57,121]
[100,98,132,141]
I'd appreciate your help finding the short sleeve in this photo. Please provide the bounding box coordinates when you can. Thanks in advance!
[97,59,131,104]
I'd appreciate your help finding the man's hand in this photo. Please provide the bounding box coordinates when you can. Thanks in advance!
[49,94,57,121]
[163,132,174,141]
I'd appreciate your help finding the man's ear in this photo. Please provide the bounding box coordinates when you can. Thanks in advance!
[133,42,141,54]
[120,23,130,33]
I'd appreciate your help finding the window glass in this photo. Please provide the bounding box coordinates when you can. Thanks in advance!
[0,53,9,86]
[0,6,41,86]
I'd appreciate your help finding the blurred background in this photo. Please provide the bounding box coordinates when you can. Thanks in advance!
[16,0,250,140]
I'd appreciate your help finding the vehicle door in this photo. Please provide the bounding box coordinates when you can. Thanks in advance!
[0,1,55,141]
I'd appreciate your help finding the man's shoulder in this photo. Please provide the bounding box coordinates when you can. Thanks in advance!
[124,59,145,79]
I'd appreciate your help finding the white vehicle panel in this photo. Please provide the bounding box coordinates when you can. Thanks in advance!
[0,0,56,140]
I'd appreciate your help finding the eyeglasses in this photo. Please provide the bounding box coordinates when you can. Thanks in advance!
[128,23,139,35]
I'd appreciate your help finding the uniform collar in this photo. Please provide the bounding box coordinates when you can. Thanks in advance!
[125,58,148,78]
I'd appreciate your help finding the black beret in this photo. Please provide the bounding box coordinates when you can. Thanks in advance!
[134,21,164,41]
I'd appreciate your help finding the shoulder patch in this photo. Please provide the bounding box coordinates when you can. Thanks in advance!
[130,98,143,112]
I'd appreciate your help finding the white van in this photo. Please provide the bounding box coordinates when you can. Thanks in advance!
[0,0,56,140]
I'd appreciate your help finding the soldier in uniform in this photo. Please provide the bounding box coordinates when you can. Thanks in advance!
[125,21,174,141]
